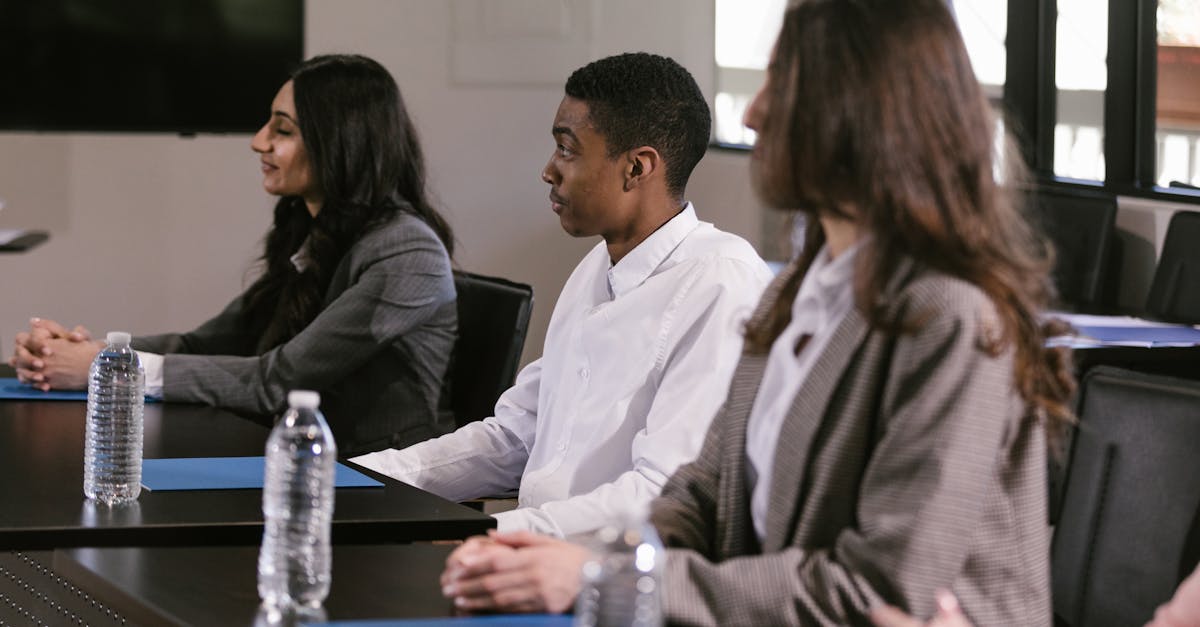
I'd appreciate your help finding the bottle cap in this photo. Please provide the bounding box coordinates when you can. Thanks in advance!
[106,331,132,345]
[287,390,321,409]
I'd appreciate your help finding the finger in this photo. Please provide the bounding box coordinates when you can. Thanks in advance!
[489,586,552,614]
[448,568,533,600]
[70,325,92,341]
[14,331,35,355]
[22,329,54,356]
[444,542,491,588]
[16,369,51,391]
[932,590,970,627]
[445,536,496,570]
[447,551,508,582]
[490,530,555,549]
[31,318,72,338]
[16,368,46,383]
[12,344,45,371]
[445,553,503,587]
[934,589,959,614]
[869,605,921,627]
[450,573,546,614]
[453,585,543,614]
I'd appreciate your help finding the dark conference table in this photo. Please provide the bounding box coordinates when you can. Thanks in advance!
[52,544,464,625]
[0,398,494,549]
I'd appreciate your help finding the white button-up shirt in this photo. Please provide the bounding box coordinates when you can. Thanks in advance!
[746,242,858,543]
[352,204,772,537]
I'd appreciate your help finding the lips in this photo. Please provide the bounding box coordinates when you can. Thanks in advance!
[260,160,277,173]
[549,192,566,214]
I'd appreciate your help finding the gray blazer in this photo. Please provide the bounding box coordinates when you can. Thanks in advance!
[651,260,1051,626]
[132,211,457,456]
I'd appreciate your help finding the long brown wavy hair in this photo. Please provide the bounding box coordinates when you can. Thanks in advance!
[743,0,1075,446]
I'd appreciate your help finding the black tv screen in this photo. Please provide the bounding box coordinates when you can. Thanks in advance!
[0,0,303,133]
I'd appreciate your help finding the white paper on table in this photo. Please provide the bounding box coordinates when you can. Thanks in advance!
[0,229,29,246]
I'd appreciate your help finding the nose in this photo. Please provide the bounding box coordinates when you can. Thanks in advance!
[250,122,270,154]
[541,157,557,185]
[743,83,768,133]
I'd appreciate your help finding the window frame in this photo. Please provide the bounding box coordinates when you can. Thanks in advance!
[1004,0,1199,202]
[710,0,1200,205]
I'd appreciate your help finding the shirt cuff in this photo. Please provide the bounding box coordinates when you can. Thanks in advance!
[493,509,523,533]
[137,351,165,398]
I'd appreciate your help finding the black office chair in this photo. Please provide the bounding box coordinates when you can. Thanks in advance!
[1030,186,1120,311]
[1052,366,1200,627]
[1145,210,1200,324]
[448,271,533,427]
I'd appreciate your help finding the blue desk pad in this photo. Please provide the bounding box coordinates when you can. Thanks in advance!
[0,377,161,402]
[141,456,383,491]
[309,616,572,626]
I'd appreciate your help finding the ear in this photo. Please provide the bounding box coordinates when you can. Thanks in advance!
[623,146,661,192]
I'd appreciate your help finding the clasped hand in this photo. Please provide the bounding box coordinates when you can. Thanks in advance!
[9,318,103,390]
[440,530,591,615]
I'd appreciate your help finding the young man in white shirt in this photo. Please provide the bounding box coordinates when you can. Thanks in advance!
[351,52,771,537]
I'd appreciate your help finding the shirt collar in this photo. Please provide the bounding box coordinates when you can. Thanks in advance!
[290,236,312,273]
[606,203,700,298]
[792,238,862,312]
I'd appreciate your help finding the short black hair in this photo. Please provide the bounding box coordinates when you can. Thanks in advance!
[564,52,711,198]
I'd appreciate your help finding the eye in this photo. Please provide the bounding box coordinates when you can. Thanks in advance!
[556,143,571,157]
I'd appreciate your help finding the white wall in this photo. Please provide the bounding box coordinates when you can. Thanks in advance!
[0,0,767,366]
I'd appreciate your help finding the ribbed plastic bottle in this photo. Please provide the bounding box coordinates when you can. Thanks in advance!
[574,512,665,627]
[257,390,337,610]
[83,331,145,505]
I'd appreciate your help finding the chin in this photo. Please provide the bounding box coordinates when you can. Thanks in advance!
[558,216,586,238]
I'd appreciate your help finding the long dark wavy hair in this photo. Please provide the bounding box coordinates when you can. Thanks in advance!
[743,0,1075,447]
[242,54,454,352]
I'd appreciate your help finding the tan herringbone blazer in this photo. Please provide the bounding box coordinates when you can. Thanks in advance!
[651,260,1052,626]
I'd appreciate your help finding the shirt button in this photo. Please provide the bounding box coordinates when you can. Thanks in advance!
[557,443,567,451]
[579,368,590,380]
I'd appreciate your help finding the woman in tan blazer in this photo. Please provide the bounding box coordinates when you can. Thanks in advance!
[437,1,1076,624]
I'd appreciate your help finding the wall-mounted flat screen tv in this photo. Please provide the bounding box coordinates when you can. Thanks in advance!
[0,0,303,134]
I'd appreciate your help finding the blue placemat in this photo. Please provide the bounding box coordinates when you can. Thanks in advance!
[141,456,383,491]
[307,616,572,627]
[0,377,161,402]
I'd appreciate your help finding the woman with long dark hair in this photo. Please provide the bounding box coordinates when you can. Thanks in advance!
[11,55,457,455]
[434,1,1074,624]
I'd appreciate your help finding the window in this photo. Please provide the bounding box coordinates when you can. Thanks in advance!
[712,0,784,146]
[712,0,1008,147]
[1156,0,1200,188]
[1053,0,1109,181]
[951,0,1007,98]
[710,0,1200,204]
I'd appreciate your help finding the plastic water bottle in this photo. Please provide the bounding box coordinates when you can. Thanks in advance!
[83,331,145,505]
[574,513,665,627]
[258,390,337,610]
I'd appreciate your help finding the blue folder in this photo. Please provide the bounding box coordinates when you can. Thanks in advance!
[309,616,572,627]
[1075,325,1200,345]
[0,377,161,402]
[141,456,383,491]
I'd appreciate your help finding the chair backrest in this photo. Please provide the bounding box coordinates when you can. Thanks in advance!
[1052,366,1200,627]
[449,271,533,427]
[1146,210,1200,324]
[1031,186,1119,310]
